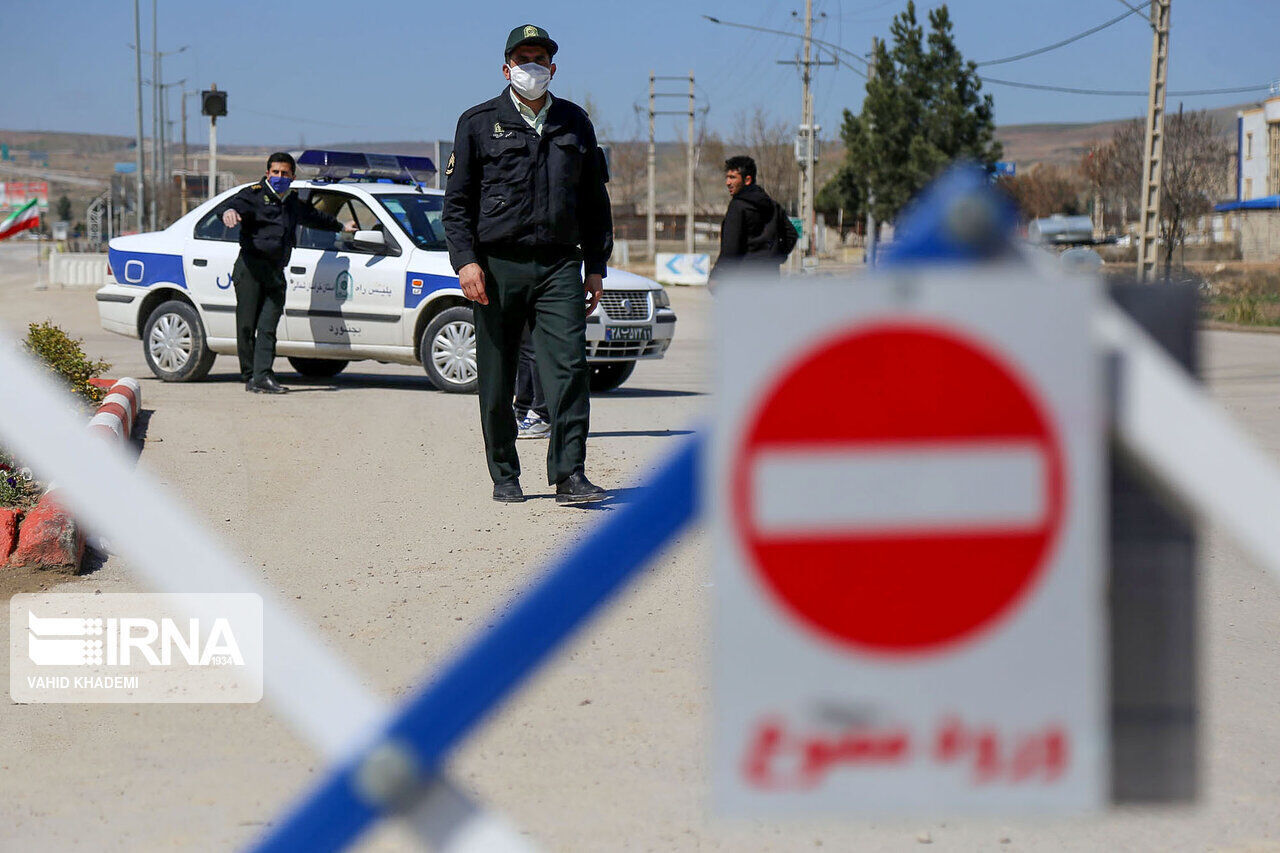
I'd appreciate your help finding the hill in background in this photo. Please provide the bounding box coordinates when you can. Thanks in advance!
[994,102,1244,171]
[0,100,1255,226]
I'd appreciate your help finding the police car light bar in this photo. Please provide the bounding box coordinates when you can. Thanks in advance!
[296,149,436,184]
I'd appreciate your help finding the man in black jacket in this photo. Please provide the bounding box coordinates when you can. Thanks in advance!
[443,24,613,504]
[709,155,788,283]
[218,152,354,393]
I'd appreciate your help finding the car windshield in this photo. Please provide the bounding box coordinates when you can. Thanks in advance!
[376,193,447,251]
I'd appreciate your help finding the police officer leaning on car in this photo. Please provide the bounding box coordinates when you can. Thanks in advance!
[217,152,355,394]
[443,24,613,504]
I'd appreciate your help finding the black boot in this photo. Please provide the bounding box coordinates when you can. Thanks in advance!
[492,480,525,503]
[555,470,606,504]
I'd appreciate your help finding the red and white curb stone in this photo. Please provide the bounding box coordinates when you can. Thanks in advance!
[87,377,142,443]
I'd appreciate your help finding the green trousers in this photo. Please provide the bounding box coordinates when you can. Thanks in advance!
[232,253,287,383]
[475,247,590,485]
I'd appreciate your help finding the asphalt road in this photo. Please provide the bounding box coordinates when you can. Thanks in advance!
[1,241,1278,851]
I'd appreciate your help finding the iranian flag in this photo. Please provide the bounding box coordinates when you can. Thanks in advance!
[0,199,40,241]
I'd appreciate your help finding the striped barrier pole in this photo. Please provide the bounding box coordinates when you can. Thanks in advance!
[0,350,532,852]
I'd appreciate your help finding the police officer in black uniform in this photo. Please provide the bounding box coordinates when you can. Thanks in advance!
[443,25,613,503]
[218,152,354,393]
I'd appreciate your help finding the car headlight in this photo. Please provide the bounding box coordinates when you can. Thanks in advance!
[652,288,670,309]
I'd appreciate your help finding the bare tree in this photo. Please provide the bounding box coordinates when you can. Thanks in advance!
[584,94,643,213]
[696,122,726,216]
[605,140,647,214]
[1082,121,1142,230]
[730,107,798,212]
[1160,108,1232,268]
[1085,111,1231,268]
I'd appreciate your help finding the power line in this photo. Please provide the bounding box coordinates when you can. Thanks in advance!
[704,10,1269,100]
[976,1,1152,66]
[238,107,359,129]
[980,76,1274,97]
[702,15,868,77]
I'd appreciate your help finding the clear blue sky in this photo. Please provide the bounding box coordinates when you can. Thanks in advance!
[5,0,1278,148]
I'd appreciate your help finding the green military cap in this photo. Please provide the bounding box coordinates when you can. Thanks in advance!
[504,24,558,59]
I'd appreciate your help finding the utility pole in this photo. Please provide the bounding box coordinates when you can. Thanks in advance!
[686,71,696,254]
[865,36,878,266]
[776,3,833,272]
[647,72,656,262]
[132,0,145,234]
[1136,0,1171,282]
[801,0,816,265]
[157,78,185,220]
[208,87,218,202]
[150,0,158,231]
[181,90,189,215]
[648,74,698,259]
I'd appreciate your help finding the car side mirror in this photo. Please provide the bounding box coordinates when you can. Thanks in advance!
[350,230,387,251]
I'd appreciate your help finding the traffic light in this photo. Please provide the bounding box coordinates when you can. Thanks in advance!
[201,89,228,118]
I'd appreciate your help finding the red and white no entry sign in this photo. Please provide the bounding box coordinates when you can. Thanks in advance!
[731,323,1065,653]
[714,275,1104,816]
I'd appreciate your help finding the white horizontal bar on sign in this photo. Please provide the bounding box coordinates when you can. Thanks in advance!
[751,441,1047,536]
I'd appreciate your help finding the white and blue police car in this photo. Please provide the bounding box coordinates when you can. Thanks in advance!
[95,150,676,393]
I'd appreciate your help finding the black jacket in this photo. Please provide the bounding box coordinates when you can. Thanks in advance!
[217,182,343,265]
[711,183,781,279]
[443,88,613,277]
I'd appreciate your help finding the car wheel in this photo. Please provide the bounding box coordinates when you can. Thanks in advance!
[422,306,478,393]
[142,299,216,382]
[588,360,636,393]
[287,357,349,378]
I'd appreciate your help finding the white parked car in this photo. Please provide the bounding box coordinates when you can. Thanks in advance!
[95,151,676,392]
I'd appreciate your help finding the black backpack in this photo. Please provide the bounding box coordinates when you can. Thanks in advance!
[771,203,798,259]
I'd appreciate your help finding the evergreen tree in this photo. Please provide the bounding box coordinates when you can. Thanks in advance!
[827,2,1000,223]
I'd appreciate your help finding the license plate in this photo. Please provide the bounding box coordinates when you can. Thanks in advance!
[605,326,652,342]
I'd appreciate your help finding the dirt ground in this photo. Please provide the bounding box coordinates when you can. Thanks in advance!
[1,242,1279,851]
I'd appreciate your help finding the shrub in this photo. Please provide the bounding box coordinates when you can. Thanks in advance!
[2,323,109,507]
[22,321,111,408]
[1225,293,1261,325]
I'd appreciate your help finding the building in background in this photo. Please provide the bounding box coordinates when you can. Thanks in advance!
[1236,94,1280,202]
[1213,93,1280,262]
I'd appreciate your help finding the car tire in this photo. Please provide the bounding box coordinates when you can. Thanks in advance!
[588,360,636,393]
[287,357,349,378]
[422,306,478,393]
[142,299,216,382]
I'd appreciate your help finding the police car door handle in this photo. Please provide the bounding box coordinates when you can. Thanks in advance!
[290,265,308,274]
[192,258,208,267]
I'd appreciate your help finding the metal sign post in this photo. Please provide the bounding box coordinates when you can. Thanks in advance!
[202,86,227,202]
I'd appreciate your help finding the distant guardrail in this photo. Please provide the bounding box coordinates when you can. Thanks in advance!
[48,251,108,287]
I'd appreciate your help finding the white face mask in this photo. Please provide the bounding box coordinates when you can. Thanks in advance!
[507,62,551,99]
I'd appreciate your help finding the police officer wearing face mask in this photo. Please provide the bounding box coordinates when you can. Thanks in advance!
[217,152,356,393]
[443,25,613,504]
